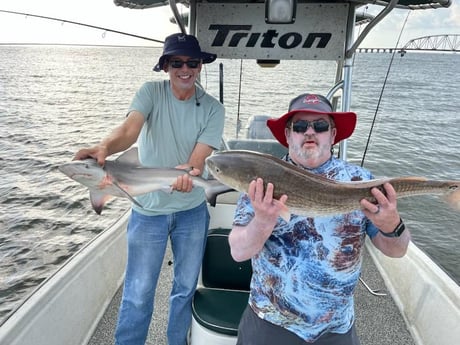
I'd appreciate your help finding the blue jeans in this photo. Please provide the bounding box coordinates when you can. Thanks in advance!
[115,202,209,345]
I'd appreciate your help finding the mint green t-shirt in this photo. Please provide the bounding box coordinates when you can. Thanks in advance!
[128,80,225,216]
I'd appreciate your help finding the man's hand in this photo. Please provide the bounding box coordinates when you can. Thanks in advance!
[74,145,109,166]
[172,165,201,193]
[360,182,400,234]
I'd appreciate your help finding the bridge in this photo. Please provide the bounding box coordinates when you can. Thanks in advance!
[357,47,395,53]
[358,34,460,54]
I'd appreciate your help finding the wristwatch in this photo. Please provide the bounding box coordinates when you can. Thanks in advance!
[379,218,406,238]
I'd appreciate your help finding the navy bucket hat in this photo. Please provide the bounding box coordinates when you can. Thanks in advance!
[153,33,217,72]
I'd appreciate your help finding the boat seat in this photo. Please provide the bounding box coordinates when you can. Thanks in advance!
[245,115,275,140]
[191,228,252,341]
[226,139,288,158]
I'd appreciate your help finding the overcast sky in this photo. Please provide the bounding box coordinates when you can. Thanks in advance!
[0,0,458,48]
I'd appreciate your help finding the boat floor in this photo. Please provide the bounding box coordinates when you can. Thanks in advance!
[88,243,416,345]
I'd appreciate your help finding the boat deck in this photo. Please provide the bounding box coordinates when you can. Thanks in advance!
[88,242,416,345]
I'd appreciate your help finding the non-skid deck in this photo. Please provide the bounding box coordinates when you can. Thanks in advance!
[88,241,416,345]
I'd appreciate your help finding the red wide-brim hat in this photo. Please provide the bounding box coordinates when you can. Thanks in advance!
[267,93,357,147]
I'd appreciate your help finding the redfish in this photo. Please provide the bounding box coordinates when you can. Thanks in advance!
[205,150,460,217]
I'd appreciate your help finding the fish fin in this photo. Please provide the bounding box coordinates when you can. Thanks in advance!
[279,206,291,223]
[112,181,144,208]
[160,186,174,194]
[271,196,290,222]
[90,191,112,215]
[115,146,140,166]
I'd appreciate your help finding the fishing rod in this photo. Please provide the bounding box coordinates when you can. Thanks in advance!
[0,9,164,44]
[360,10,411,168]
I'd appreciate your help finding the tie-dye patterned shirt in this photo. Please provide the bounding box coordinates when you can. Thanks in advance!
[233,155,379,342]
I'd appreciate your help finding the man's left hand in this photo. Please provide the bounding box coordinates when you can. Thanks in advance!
[360,182,400,234]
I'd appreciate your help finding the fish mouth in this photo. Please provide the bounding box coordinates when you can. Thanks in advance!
[205,159,217,175]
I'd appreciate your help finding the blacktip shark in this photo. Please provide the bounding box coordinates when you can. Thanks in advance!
[58,147,233,215]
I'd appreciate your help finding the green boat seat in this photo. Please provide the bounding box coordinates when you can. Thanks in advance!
[191,228,252,336]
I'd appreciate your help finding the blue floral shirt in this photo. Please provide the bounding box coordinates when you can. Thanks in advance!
[232,155,379,342]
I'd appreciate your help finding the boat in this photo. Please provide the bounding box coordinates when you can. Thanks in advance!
[0,0,458,344]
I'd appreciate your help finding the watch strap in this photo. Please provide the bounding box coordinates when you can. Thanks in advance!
[379,218,405,238]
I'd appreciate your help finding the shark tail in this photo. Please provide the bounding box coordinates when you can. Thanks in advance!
[203,180,235,207]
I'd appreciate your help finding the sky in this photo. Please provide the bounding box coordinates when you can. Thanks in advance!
[0,0,459,48]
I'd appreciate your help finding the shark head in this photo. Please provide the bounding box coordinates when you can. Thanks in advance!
[58,159,106,190]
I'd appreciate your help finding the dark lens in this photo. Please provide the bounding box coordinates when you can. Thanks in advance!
[170,60,184,68]
[170,60,200,69]
[292,120,329,133]
[313,121,329,133]
[186,60,200,68]
[292,121,308,133]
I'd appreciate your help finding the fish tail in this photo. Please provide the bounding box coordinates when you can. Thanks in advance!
[203,180,234,207]
[206,192,218,207]
[443,187,460,212]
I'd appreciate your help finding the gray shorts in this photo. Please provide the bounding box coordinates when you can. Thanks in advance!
[236,306,361,345]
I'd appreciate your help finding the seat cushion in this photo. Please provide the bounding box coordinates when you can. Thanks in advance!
[202,229,252,290]
[192,288,249,336]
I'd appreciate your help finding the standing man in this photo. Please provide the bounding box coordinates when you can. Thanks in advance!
[229,93,410,345]
[74,33,225,345]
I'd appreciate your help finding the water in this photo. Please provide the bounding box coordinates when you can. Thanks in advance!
[0,46,459,323]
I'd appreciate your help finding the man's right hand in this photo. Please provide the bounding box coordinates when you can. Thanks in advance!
[73,145,109,166]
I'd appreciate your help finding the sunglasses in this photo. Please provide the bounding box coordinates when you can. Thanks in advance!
[169,59,201,69]
[291,120,330,133]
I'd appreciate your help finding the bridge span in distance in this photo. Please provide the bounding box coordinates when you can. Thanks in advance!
[358,34,459,55]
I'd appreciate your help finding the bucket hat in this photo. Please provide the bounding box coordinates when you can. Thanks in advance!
[153,33,217,72]
[267,93,357,147]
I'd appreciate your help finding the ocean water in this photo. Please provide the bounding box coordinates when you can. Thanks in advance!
[0,46,459,323]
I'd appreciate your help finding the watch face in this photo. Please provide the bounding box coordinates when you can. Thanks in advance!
[398,221,406,236]
[394,221,405,237]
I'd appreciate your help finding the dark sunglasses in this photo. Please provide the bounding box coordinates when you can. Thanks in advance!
[169,59,201,69]
[292,120,330,133]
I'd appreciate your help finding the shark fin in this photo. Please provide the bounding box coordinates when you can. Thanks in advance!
[115,146,140,166]
[90,191,113,215]
[112,181,144,209]
[159,186,174,194]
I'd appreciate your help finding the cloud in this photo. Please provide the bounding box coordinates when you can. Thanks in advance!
[409,3,460,30]
[447,2,460,27]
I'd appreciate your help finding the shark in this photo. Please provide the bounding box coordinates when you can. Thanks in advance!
[58,147,233,215]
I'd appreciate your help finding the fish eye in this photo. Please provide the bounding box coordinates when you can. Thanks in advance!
[449,185,458,191]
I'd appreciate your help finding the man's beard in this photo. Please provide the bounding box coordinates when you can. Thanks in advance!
[289,139,329,162]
